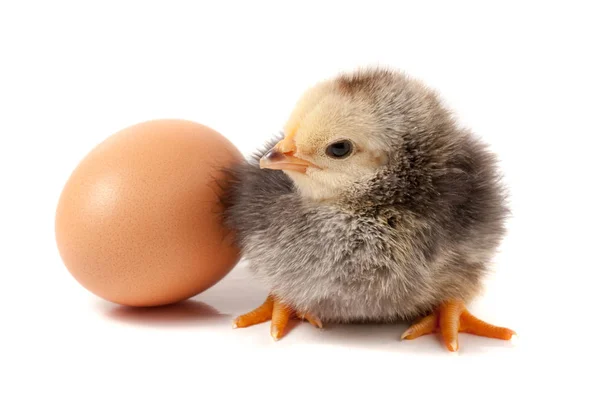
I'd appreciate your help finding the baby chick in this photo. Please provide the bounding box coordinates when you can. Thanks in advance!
[222,67,514,351]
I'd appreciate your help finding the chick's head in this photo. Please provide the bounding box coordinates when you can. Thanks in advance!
[260,68,449,202]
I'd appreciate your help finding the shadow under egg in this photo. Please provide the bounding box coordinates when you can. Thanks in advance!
[101,299,232,328]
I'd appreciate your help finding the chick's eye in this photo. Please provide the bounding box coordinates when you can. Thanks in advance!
[325,140,353,159]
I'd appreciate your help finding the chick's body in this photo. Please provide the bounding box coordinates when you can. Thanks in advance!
[223,68,510,344]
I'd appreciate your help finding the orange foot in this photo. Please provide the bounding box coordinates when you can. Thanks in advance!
[401,299,515,351]
[232,294,322,340]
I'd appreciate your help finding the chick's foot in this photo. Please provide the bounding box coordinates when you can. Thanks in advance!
[232,294,322,340]
[401,299,515,351]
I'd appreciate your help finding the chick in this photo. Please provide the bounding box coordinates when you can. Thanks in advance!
[221,67,514,351]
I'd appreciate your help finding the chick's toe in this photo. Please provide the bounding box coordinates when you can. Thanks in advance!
[232,295,274,329]
[270,298,293,340]
[295,312,323,329]
[400,313,438,340]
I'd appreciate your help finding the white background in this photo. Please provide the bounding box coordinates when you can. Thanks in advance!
[1,1,599,398]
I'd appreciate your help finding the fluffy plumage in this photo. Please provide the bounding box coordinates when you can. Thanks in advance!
[221,67,508,324]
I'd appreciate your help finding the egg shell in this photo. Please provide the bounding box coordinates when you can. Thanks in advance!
[55,119,243,306]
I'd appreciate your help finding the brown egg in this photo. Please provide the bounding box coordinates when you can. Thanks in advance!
[55,119,243,307]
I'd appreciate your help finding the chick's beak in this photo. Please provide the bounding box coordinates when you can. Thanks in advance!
[259,134,315,173]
